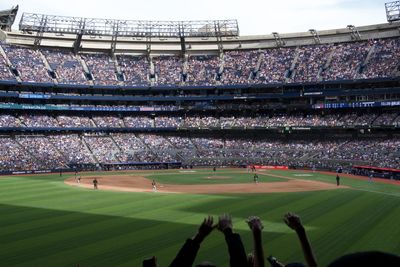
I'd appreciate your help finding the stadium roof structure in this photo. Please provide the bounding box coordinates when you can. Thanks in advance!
[19,12,239,38]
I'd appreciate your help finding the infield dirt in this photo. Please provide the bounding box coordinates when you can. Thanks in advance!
[65,172,346,194]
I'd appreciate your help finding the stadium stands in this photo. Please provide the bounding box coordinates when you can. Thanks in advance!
[221,50,259,84]
[2,111,397,129]
[0,137,396,176]
[153,56,183,85]
[0,130,399,171]
[80,53,120,85]
[0,49,15,81]
[0,37,399,85]
[42,49,90,85]
[2,44,52,83]
[257,47,296,83]
[186,54,220,85]
[320,42,371,81]
[117,54,149,86]
[361,38,400,79]
[0,23,399,177]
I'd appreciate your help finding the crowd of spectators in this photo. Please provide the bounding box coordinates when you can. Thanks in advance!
[154,116,181,128]
[0,114,21,127]
[2,44,52,83]
[138,134,175,150]
[16,136,67,169]
[393,114,400,126]
[153,56,183,85]
[1,37,399,86]
[0,133,399,171]
[42,49,90,84]
[124,116,154,128]
[0,111,399,129]
[257,47,296,83]
[117,54,149,86]
[314,139,400,169]
[182,116,220,128]
[189,139,338,168]
[57,115,95,128]
[186,55,220,85]
[361,38,400,79]
[48,135,95,164]
[0,110,399,171]
[92,116,125,128]
[80,53,120,85]
[221,50,259,84]
[372,112,399,126]
[220,116,264,128]
[167,136,195,149]
[112,133,150,162]
[320,42,371,81]
[290,44,332,83]
[0,137,38,170]
[0,49,15,81]
[83,135,121,163]
[19,114,59,128]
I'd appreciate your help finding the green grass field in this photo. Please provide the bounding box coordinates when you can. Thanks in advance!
[0,168,399,267]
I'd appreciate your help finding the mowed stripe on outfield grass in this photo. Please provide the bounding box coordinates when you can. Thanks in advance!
[0,170,399,267]
[264,169,400,197]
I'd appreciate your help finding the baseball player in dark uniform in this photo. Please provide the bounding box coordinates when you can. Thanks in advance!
[93,178,98,189]
[253,173,259,183]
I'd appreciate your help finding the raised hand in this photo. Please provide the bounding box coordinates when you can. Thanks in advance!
[283,212,303,231]
[217,213,233,233]
[247,216,265,267]
[197,215,215,238]
[246,216,264,232]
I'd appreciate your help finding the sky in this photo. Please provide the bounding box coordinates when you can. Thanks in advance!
[0,0,393,36]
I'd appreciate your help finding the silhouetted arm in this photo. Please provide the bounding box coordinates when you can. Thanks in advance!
[247,216,265,267]
[284,212,318,267]
[217,214,248,267]
[169,216,214,267]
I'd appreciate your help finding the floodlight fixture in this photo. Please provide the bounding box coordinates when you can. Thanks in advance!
[19,12,239,38]
[385,1,400,22]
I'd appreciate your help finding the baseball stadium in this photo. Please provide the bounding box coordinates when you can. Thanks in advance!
[0,1,399,266]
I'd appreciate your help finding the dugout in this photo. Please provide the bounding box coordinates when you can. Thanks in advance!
[352,165,400,180]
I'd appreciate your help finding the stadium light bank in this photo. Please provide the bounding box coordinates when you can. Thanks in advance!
[18,12,239,38]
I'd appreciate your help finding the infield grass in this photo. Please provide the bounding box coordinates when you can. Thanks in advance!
[147,169,287,184]
[0,168,399,267]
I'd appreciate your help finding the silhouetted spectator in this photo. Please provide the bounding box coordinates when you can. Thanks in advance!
[170,214,248,267]
[143,256,159,267]
[327,251,400,267]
